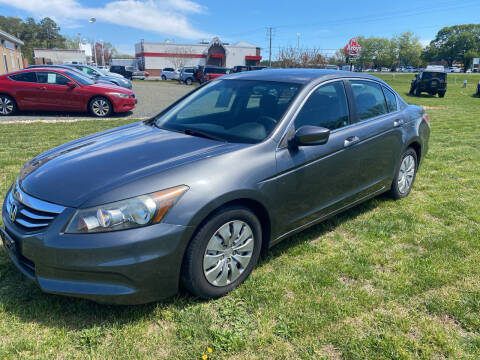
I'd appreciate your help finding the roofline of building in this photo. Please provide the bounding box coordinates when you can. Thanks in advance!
[33,48,85,52]
[0,29,24,46]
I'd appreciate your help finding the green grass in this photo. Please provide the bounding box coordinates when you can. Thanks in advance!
[0,74,479,359]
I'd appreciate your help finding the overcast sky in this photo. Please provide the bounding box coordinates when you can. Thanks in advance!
[1,0,479,56]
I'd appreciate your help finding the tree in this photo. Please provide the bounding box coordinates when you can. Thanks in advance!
[356,36,398,69]
[168,47,194,69]
[396,32,423,67]
[0,15,67,63]
[422,24,480,68]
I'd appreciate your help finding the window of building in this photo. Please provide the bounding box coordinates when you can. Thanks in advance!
[3,54,8,73]
[350,80,388,121]
[295,81,350,131]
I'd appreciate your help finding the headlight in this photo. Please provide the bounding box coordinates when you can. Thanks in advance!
[65,185,188,234]
[108,92,129,98]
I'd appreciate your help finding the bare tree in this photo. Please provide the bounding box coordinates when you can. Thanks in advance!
[277,46,326,68]
[168,47,194,69]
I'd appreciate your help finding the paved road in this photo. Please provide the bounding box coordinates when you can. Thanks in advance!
[0,81,193,123]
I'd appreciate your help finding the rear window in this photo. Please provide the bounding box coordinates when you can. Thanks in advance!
[184,68,194,73]
[383,87,398,113]
[9,72,37,82]
[163,68,174,72]
[206,68,229,74]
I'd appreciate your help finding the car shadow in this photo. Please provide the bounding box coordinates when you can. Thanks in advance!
[403,92,437,99]
[0,194,391,330]
[8,110,134,120]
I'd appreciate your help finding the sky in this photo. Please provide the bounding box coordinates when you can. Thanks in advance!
[1,0,479,57]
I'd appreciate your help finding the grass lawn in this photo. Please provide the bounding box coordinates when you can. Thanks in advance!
[0,74,479,359]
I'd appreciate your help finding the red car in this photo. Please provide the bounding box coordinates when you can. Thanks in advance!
[200,66,230,83]
[0,68,136,117]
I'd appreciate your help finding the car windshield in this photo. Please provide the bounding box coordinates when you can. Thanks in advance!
[65,71,95,85]
[96,68,110,76]
[155,79,302,144]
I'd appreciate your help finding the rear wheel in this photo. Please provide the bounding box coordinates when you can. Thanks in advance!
[89,97,112,117]
[181,206,262,299]
[414,88,421,96]
[0,95,16,116]
[390,148,418,200]
[185,78,193,85]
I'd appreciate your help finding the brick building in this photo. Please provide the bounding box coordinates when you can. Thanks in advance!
[0,29,24,75]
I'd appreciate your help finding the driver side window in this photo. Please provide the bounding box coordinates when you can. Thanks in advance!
[295,81,349,131]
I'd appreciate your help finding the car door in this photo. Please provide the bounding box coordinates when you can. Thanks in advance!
[7,71,39,109]
[345,80,404,199]
[274,80,366,234]
[35,71,82,111]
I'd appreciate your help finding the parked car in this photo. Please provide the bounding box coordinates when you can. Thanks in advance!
[63,64,133,89]
[161,68,180,80]
[198,66,231,83]
[26,65,116,86]
[409,67,447,97]
[1,69,430,304]
[109,65,148,80]
[232,65,249,73]
[179,67,196,85]
[0,67,136,117]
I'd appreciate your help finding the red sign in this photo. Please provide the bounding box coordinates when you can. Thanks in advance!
[344,38,361,57]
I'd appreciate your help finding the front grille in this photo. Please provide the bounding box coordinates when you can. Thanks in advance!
[5,183,66,231]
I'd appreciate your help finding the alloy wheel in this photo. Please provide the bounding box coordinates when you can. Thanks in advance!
[397,155,416,194]
[0,97,14,115]
[203,220,254,287]
[92,99,110,117]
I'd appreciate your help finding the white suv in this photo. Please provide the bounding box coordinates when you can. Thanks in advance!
[161,68,180,80]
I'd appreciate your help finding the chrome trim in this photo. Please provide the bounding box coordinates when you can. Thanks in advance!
[19,208,55,221]
[13,182,65,214]
[15,218,50,228]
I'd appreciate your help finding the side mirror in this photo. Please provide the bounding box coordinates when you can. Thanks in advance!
[66,81,76,88]
[294,125,330,146]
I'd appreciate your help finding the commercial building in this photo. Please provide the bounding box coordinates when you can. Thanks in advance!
[34,49,87,65]
[135,37,261,76]
[0,29,24,75]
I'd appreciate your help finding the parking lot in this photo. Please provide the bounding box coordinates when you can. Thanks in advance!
[0,81,193,123]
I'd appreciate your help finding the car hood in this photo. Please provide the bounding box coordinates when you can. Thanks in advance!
[19,122,240,207]
[88,82,132,93]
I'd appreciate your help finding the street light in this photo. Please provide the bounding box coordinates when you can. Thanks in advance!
[99,39,105,67]
[89,17,97,65]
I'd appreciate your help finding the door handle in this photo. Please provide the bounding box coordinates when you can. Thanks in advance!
[344,136,360,148]
[38,86,47,90]
[393,119,404,127]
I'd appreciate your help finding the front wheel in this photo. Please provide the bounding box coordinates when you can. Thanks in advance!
[89,97,112,117]
[390,148,418,199]
[0,95,16,116]
[181,206,262,299]
[438,91,445,98]
[161,75,167,80]
[185,78,193,85]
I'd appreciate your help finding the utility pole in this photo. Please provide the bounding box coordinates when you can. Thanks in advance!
[267,27,273,67]
[89,18,97,65]
[297,32,300,49]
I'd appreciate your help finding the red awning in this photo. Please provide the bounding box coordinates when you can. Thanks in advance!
[245,55,262,61]
[209,53,225,59]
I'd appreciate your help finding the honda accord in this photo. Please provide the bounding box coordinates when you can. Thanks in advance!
[0,68,136,117]
[1,69,430,304]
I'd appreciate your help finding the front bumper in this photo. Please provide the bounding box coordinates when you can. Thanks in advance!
[111,96,137,113]
[1,194,193,305]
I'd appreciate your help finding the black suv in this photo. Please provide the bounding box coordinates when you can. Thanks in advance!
[410,67,447,97]
[109,65,148,80]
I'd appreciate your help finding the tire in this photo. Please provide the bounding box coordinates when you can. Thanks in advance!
[438,91,445,98]
[414,88,421,96]
[0,94,17,116]
[185,78,193,85]
[390,148,418,200]
[89,96,113,117]
[181,206,262,299]
[161,75,167,80]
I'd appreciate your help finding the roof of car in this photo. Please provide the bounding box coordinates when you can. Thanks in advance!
[21,67,70,73]
[223,68,384,84]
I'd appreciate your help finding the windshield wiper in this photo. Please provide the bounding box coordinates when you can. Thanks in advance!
[183,128,226,142]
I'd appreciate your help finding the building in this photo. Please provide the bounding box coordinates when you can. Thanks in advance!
[0,29,24,75]
[135,37,261,76]
[33,49,87,65]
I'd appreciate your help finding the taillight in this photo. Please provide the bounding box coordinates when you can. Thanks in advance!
[423,113,430,124]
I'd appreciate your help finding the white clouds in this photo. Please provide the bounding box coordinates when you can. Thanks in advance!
[0,0,211,39]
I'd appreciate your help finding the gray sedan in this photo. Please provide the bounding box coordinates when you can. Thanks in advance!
[1,69,429,304]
